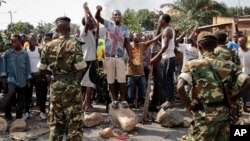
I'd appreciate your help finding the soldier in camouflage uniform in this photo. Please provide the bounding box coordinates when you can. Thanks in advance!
[214,31,243,124]
[214,31,233,61]
[177,31,250,141]
[37,17,86,141]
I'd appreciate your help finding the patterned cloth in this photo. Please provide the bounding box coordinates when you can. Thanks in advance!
[179,52,249,140]
[103,19,129,57]
[214,45,233,61]
[38,35,86,141]
[214,44,242,124]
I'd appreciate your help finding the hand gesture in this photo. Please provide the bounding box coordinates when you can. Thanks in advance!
[83,2,89,12]
[96,5,102,11]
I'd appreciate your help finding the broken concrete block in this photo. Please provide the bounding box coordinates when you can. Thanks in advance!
[99,128,114,138]
[156,108,183,127]
[109,103,137,132]
[10,119,27,132]
[83,112,104,127]
[0,117,8,132]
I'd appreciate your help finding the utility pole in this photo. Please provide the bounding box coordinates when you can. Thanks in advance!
[8,10,13,28]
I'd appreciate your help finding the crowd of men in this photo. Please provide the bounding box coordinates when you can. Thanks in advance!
[1,2,250,141]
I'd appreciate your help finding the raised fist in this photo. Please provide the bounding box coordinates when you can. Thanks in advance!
[83,2,89,11]
[96,5,102,11]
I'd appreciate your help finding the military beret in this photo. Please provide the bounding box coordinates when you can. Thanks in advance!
[55,16,71,24]
[197,31,216,43]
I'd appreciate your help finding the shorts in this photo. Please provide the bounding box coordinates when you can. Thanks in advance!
[81,61,97,88]
[104,57,126,84]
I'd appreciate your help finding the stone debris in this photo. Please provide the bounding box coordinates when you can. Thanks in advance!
[182,117,192,128]
[0,117,8,132]
[9,128,49,140]
[156,108,184,127]
[109,103,137,132]
[99,127,114,138]
[10,119,27,132]
[83,112,104,127]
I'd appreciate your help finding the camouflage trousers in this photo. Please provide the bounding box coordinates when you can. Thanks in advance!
[49,78,84,141]
[230,99,243,124]
[187,118,230,141]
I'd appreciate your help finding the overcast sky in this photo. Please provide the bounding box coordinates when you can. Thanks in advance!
[0,0,249,30]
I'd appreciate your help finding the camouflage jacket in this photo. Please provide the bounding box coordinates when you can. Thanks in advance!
[38,35,86,75]
[214,45,233,61]
[179,52,249,121]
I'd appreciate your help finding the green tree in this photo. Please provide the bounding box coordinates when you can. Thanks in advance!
[137,9,158,31]
[33,22,54,36]
[7,21,34,34]
[123,8,141,33]
[123,8,159,33]
[161,0,227,30]
[224,7,238,17]
[243,6,250,15]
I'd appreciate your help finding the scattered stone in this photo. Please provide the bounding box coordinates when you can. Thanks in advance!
[26,128,49,138]
[156,108,184,127]
[9,128,49,140]
[182,117,192,127]
[0,117,8,132]
[83,112,104,127]
[182,135,188,140]
[9,132,26,140]
[109,103,137,132]
[10,119,27,132]
[99,127,114,138]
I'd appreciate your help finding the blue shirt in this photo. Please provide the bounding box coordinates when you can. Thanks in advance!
[1,48,32,87]
[227,41,238,50]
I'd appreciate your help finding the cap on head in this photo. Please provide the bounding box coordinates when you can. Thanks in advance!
[197,31,216,43]
[55,16,71,24]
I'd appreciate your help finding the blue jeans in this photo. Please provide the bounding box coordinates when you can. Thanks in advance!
[161,57,176,101]
[127,75,147,104]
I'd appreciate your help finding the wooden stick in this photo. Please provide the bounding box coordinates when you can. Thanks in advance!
[142,65,153,124]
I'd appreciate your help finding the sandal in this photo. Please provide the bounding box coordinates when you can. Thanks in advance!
[120,101,129,108]
[111,101,119,109]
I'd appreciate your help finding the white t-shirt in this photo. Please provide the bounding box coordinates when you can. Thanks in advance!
[27,47,40,73]
[80,30,96,61]
[178,43,199,64]
[238,47,250,74]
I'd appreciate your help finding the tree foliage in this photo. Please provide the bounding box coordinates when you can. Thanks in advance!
[221,6,250,17]
[161,0,227,31]
[7,21,34,34]
[122,9,141,33]
[122,8,158,33]
[33,22,54,36]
